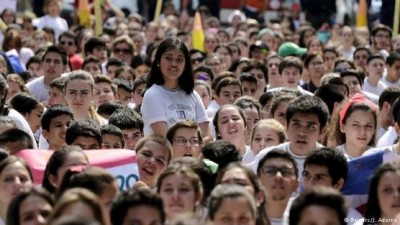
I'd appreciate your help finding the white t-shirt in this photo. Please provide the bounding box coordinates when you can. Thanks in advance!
[241,146,254,164]
[26,77,50,103]
[347,208,364,225]
[7,108,37,148]
[32,15,68,39]
[141,85,209,136]
[206,100,220,119]
[380,75,400,88]
[377,126,397,147]
[362,78,388,96]
[267,86,313,96]
[269,197,295,225]
[247,142,324,181]
[336,144,372,161]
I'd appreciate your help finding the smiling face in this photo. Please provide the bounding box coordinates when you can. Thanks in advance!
[377,171,400,219]
[0,161,33,208]
[216,106,246,144]
[42,114,73,150]
[160,48,186,89]
[137,141,169,188]
[159,173,199,220]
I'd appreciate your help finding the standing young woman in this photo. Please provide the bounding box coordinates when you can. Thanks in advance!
[141,38,209,138]
[64,70,107,125]
[0,156,33,225]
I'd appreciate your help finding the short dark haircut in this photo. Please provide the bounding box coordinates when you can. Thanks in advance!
[340,69,364,86]
[84,37,106,56]
[323,47,339,57]
[215,77,241,96]
[241,60,268,82]
[289,187,347,225]
[371,23,392,37]
[353,46,371,59]
[101,124,124,146]
[259,91,279,108]
[0,128,34,152]
[202,140,241,170]
[239,72,257,86]
[106,57,125,70]
[386,51,400,66]
[111,187,166,225]
[49,76,66,91]
[81,55,101,70]
[25,55,42,70]
[132,76,147,92]
[314,84,348,115]
[113,78,133,92]
[96,101,126,118]
[278,56,303,74]
[367,54,385,65]
[65,119,101,146]
[41,105,73,131]
[131,54,151,69]
[270,94,296,116]
[286,95,329,129]
[194,65,214,81]
[391,96,400,125]
[42,45,68,65]
[378,87,400,110]
[257,149,299,178]
[234,96,261,115]
[9,93,40,115]
[59,31,78,46]
[304,147,348,185]
[211,72,236,92]
[108,108,144,131]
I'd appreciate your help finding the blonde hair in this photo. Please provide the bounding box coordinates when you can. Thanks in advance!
[251,119,286,143]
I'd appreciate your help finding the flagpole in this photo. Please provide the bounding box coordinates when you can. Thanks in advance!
[154,0,163,23]
[393,0,400,37]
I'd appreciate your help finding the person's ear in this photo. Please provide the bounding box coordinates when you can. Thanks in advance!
[255,191,265,207]
[333,178,345,190]
[383,101,391,113]
[42,129,49,140]
[48,174,58,188]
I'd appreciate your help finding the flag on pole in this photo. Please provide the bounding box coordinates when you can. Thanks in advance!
[78,0,91,27]
[94,0,102,35]
[154,0,163,23]
[393,0,400,37]
[192,11,205,52]
[356,0,367,27]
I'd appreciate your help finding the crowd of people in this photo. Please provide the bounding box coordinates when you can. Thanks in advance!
[0,0,400,225]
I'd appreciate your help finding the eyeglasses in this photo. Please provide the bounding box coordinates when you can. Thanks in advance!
[60,41,74,46]
[114,48,131,54]
[174,137,201,146]
[191,57,204,64]
[260,166,295,177]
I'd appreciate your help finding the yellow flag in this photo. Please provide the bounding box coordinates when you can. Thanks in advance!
[192,11,205,52]
[356,0,367,27]
[78,0,91,27]
[94,0,102,35]
[154,0,163,22]
[393,0,400,37]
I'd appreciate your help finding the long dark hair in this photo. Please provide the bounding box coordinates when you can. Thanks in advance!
[364,161,400,225]
[146,38,194,94]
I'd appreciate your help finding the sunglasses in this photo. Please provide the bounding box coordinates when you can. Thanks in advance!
[60,41,74,46]
[114,48,131,54]
[191,57,204,64]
